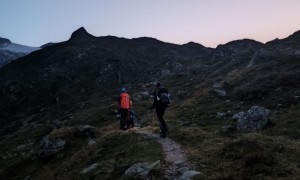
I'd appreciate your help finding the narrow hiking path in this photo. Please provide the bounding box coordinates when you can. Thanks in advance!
[136,127,200,180]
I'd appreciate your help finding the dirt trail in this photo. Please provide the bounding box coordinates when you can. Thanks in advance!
[136,128,200,180]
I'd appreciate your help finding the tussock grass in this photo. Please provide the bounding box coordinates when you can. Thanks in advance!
[166,91,300,179]
[1,123,164,179]
[265,104,300,139]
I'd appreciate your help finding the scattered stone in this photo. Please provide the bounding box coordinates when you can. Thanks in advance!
[178,120,192,126]
[24,175,31,180]
[75,125,96,139]
[16,144,27,151]
[213,81,224,89]
[2,152,18,160]
[178,167,189,174]
[124,160,161,179]
[88,139,96,146]
[220,125,236,134]
[179,170,201,180]
[216,112,226,119]
[174,160,186,167]
[81,163,99,175]
[213,81,228,97]
[50,119,64,129]
[133,91,150,101]
[39,136,65,157]
[214,89,227,97]
[140,91,150,98]
[232,111,245,121]
[161,69,171,76]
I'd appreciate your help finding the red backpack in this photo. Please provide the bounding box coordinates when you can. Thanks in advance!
[119,93,130,109]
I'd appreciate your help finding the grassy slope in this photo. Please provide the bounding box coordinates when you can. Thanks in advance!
[1,54,299,179]
[0,79,299,179]
[166,86,300,179]
[0,97,165,180]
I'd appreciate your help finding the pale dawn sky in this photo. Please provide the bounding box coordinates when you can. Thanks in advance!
[1,0,300,48]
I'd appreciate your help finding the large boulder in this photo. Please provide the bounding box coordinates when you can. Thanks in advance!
[236,106,270,132]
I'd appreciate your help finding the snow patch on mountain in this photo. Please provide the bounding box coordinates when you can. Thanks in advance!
[0,40,41,68]
[0,43,40,53]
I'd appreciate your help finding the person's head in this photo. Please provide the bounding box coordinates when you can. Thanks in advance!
[156,82,161,88]
[121,87,127,93]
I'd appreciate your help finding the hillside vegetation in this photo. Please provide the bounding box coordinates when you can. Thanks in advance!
[0,28,299,179]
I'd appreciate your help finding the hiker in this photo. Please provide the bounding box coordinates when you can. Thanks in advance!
[149,82,170,138]
[118,87,131,130]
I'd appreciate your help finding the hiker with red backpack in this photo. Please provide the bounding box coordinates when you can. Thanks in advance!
[149,83,170,138]
[118,87,131,130]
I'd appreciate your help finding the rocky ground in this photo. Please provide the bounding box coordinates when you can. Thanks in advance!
[137,127,200,180]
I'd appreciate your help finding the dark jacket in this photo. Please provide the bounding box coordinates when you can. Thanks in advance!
[150,87,169,109]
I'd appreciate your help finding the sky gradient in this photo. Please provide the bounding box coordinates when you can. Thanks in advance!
[1,0,300,48]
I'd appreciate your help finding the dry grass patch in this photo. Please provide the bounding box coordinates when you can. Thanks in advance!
[185,145,200,161]
[224,69,244,84]
[98,122,120,136]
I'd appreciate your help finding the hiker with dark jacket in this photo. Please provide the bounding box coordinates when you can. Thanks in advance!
[118,87,131,130]
[149,83,170,138]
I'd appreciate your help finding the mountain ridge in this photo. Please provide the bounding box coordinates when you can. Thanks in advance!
[0,27,299,179]
[1,27,299,125]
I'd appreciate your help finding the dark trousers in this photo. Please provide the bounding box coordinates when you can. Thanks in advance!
[120,109,129,130]
[155,105,168,136]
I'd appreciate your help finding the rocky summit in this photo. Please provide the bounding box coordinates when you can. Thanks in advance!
[0,27,299,179]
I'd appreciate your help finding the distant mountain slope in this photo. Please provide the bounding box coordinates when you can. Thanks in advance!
[0,37,40,68]
[0,27,299,180]
[0,27,212,133]
[40,42,57,48]
[0,27,299,135]
[220,30,300,104]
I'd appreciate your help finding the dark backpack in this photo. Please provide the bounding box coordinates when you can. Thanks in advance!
[160,92,170,104]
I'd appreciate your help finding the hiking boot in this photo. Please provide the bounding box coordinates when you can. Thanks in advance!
[159,132,167,138]
[120,126,127,131]
[160,134,167,138]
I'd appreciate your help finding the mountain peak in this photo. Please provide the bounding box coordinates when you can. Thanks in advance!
[0,37,11,44]
[183,41,206,48]
[132,37,162,44]
[69,27,95,42]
